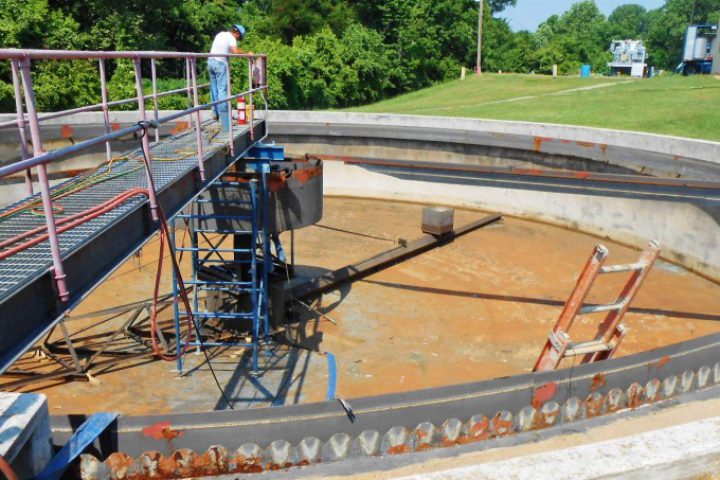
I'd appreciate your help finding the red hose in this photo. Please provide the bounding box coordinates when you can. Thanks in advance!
[148,205,195,361]
[0,455,18,480]
[0,191,148,261]
[0,188,149,255]
[0,128,196,362]
[134,140,195,362]
[0,186,195,361]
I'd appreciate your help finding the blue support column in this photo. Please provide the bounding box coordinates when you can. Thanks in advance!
[261,162,272,343]
[171,173,267,379]
[171,218,183,373]
[169,143,283,389]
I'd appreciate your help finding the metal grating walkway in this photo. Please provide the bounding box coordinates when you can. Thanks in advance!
[0,118,264,374]
[0,121,238,300]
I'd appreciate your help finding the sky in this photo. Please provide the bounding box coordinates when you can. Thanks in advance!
[499,0,667,31]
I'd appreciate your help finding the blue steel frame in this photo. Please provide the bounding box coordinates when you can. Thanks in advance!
[170,145,280,377]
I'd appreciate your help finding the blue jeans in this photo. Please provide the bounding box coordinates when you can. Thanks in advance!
[208,59,230,129]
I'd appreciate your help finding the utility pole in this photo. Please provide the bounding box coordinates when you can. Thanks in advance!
[713,19,720,74]
[476,0,484,75]
[690,0,697,25]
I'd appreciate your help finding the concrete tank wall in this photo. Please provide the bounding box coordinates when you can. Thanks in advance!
[263,111,720,282]
[2,110,718,279]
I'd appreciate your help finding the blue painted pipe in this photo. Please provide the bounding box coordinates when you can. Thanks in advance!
[326,352,337,401]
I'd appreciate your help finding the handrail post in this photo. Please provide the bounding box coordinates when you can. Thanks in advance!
[189,59,206,181]
[263,56,268,94]
[132,56,159,222]
[150,58,160,143]
[18,57,70,302]
[98,59,112,162]
[185,58,192,110]
[11,60,34,195]
[247,57,254,141]
[226,60,235,156]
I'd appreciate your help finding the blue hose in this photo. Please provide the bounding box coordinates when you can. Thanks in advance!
[326,352,337,401]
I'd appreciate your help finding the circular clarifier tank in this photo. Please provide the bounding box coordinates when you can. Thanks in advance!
[3,112,720,479]
[9,196,720,415]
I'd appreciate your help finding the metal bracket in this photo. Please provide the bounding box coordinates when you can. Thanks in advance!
[548,330,570,353]
[247,142,284,161]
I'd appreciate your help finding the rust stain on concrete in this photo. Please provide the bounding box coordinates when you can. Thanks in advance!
[533,136,553,152]
[656,355,671,369]
[532,382,557,409]
[590,373,607,393]
[142,421,184,441]
[60,124,74,139]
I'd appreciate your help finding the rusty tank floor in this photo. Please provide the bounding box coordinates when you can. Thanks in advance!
[3,197,720,415]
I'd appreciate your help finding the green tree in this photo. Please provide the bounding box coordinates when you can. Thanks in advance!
[607,4,649,39]
[244,0,355,44]
[489,0,517,14]
[535,1,610,74]
[485,25,540,73]
[0,0,94,111]
[337,25,391,105]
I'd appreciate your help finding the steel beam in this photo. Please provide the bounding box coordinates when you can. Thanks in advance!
[288,213,503,300]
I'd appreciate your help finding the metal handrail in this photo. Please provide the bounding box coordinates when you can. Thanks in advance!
[0,48,266,60]
[0,86,267,178]
[0,48,269,303]
[0,84,210,129]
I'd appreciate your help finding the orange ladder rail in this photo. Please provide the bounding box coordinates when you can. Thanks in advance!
[533,241,660,372]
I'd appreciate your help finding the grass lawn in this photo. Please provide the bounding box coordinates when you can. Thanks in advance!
[347,73,720,142]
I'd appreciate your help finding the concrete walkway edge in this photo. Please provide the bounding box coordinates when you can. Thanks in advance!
[396,416,720,480]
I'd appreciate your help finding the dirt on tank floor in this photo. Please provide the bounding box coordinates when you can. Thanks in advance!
[295,198,720,400]
[3,197,720,415]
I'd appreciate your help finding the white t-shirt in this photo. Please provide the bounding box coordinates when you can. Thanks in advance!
[209,31,237,63]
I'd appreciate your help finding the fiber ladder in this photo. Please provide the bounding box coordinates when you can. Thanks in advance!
[533,240,660,372]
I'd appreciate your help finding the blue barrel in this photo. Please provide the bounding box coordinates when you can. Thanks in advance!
[580,64,591,78]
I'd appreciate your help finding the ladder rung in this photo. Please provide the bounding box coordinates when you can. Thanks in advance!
[180,311,256,319]
[212,181,253,187]
[564,340,612,357]
[177,247,253,253]
[193,228,255,234]
[198,259,254,265]
[600,263,645,274]
[198,285,254,292]
[178,214,253,221]
[184,280,255,286]
[579,301,624,315]
[194,199,252,205]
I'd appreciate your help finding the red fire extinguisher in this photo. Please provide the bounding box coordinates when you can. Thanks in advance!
[237,97,247,125]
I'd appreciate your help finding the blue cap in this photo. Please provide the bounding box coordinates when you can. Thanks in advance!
[232,24,246,39]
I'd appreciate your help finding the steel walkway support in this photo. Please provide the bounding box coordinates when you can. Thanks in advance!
[0,48,269,375]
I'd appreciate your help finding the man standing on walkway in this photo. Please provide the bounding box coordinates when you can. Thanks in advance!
[208,24,251,131]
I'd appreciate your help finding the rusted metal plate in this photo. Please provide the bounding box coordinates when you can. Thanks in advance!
[198,158,323,234]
